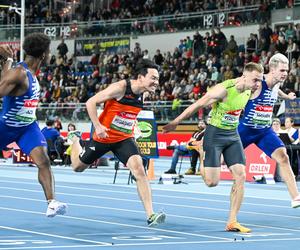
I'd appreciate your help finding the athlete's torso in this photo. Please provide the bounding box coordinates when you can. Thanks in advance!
[93,79,143,143]
[0,62,40,127]
[210,79,251,130]
[240,78,279,129]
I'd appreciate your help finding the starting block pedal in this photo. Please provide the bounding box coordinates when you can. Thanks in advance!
[253,174,275,184]
[158,174,186,184]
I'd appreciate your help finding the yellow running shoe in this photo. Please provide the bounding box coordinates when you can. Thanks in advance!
[195,170,201,175]
[225,221,251,233]
[185,168,195,175]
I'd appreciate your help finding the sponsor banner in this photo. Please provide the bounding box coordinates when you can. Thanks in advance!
[136,117,159,158]
[75,37,130,56]
[220,143,276,182]
[13,149,34,164]
[157,133,192,156]
[282,99,300,125]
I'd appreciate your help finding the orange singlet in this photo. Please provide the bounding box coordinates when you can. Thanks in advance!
[93,79,143,144]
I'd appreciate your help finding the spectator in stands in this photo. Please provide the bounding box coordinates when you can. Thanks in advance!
[284,116,300,179]
[54,116,62,132]
[41,119,60,143]
[153,49,164,65]
[225,35,238,58]
[57,38,68,61]
[285,117,299,144]
[164,119,207,175]
[272,118,284,134]
[41,119,64,162]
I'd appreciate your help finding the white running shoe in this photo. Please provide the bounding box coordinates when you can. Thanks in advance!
[291,195,300,208]
[46,200,68,217]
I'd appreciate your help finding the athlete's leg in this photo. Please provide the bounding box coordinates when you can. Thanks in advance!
[17,123,55,201]
[18,122,67,217]
[227,164,246,224]
[127,154,153,217]
[271,147,299,199]
[30,146,55,200]
[223,137,250,232]
[69,135,89,172]
[114,138,165,225]
[256,129,300,200]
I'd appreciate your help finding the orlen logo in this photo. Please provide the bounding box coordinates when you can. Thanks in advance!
[24,100,38,107]
[249,164,270,173]
[227,109,242,116]
[119,112,137,119]
[255,105,272,112]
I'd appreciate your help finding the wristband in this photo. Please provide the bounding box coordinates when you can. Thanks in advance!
[6,57,13,62]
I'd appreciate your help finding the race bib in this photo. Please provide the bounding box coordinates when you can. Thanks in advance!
[110,112,137,134]
[252,105,272,125]
[15,99,38,122]
[221,109,242,127]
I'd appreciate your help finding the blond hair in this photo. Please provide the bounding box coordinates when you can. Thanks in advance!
[244,62,264,73]
[269,53,289,69]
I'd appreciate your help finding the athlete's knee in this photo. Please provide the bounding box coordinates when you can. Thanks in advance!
[36,154,51,169]
[132,165,147,180]
[72,160,88,172]
[73,165,85,172]
[276,152,290,165]
[235,171,246,183]
[204,178,219,187]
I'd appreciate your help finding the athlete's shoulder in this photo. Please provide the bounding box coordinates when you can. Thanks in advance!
[221,79,236,89]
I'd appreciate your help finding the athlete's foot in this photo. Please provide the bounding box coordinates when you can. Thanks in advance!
[291,195,300,208]
[67,131,82,143]
[46,200,68,217]
[225,221,251,233]
[147,212,166,227]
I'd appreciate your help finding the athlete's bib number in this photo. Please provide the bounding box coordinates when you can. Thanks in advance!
[110,112,137,134]
[221,109,241,127]
[15,99,38,122]
[253,105,272,125]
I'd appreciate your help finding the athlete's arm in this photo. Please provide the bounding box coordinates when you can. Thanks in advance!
[163,84,227,132]
[278,89,296,100]
[0,45,13,76]
[0,67,27,98]
[86,80,127,138]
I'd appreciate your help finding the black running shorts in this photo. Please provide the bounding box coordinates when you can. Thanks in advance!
[203,124,245,168]
[79,137,140,165]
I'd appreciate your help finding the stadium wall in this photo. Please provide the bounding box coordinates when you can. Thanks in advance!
[49,24,259,59]
[130,24,259,56]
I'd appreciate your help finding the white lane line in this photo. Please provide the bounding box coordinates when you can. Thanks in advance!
[0,189,298,220]
[1,237,300,249]
[0,236,32,238]
[2,195,300,233]
[0,178,294,201]
[0,207,232,241]
[0,244,111,249]
[0,226,111,246]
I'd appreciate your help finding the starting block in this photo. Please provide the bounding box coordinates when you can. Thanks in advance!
[158,174,186,184]
[253,174,275,184]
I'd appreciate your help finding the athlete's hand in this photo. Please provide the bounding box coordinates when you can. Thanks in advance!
[162,121,178,133]
[0,45,13,59]
[288,92,296,100]
[95,124,110,138]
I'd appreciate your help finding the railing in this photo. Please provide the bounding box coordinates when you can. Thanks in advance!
[0,5,260,40]
[34,101,205,124]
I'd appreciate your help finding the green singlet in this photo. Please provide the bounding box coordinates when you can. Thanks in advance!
[209,79,251,130]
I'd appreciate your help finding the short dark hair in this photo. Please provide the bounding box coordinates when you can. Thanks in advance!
[46,119,55,126]
[134,59,159,78]
[23,33,51,58]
